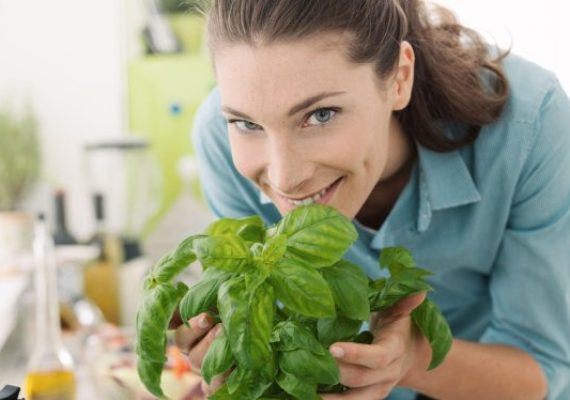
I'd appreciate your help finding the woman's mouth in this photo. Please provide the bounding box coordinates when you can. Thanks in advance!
[282,177,344,207]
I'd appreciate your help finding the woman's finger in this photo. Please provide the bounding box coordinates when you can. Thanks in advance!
[174,312,213,354]
[376,292,426,326]
[186,323,223,372]
[201,368,232,396]
[330,335,402,370]
[335,361,378,388]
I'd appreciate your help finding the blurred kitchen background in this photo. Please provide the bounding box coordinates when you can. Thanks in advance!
[0,0,568,398]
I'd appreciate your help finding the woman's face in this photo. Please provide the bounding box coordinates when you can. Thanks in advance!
[214,33,414,219]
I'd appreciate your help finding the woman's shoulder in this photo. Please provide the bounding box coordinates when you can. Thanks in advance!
[472,52,568,163]
[465,52,570,203]
[500,52,562,125]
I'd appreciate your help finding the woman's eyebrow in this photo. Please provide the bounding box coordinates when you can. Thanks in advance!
[221,91,346,120]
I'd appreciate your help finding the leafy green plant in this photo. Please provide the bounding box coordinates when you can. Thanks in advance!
[136,204,452,399]
[0,106,40,211]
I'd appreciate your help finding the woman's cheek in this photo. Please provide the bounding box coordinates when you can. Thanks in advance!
[230,140,265,181]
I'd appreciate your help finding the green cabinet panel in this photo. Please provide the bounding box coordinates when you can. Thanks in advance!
[128,54,215,235]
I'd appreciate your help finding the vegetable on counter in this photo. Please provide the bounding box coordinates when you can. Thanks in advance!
[135,204,452,399]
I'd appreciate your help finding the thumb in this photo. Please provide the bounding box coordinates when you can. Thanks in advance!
[378,292,426,324]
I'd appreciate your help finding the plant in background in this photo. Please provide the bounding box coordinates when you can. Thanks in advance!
[136,204,452,399]
[0,106,40,211]
[158,0,206,14]
[151,0,209,54]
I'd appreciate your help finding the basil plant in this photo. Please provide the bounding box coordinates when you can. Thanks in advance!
[136,204,452,399]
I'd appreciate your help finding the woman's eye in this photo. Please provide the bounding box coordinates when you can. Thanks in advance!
[306,108,336,126]
[234,120,260,131]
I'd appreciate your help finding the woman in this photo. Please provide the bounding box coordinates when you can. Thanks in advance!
[175,0,570,398]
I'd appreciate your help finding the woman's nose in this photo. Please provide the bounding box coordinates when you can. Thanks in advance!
[266,137,315,196]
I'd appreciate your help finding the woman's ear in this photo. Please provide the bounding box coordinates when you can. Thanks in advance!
[391,41,415,111]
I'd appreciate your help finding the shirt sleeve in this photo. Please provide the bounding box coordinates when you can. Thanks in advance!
[191,89,261,219]
[480,79,570,398]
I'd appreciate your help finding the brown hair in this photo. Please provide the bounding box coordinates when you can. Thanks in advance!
[201,0,510,152]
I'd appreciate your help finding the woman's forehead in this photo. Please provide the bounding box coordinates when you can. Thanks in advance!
[214,38,375,114]
[212,32,358,81]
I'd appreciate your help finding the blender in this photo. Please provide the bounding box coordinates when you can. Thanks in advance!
[83,137,162,256]
[83,137,162,326]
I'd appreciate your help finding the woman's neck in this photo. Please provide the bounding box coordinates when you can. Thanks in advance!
[356,118,416,230]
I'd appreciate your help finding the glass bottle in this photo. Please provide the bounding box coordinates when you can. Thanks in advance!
[83,193,122,325]
[25,214,75,400]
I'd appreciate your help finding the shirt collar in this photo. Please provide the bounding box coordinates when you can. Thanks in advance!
[415,143,481,231]
[260,191,272,205]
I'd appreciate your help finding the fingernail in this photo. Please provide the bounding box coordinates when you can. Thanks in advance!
[198,316,210,329]
[330,346,344,358]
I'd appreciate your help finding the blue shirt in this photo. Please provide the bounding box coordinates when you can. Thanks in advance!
[191,53,570,399]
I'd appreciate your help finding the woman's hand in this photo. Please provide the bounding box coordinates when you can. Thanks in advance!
[321,293,431,399]
[174,312,228,395]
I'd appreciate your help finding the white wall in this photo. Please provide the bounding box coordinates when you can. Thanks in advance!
[435,0,569,91]
[0,0,128,239]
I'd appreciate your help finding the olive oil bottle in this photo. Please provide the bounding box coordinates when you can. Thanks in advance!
[25,214,75,400]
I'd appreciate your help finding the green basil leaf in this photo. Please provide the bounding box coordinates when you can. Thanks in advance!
[411,299,453,370]
[143,254,171,290]
[369,277,387,291]
[206,215,265,236]
[237,223,265,243]
[322,260,369,320]
[379,246,416,274]
[276,370,319,399]
[143,235,206,288]
[250,242,265,257]
[246,261,271,293]
[207,384,232,400]
[261,234,287,264]
[161,234,204,278]
[137,361,165,399]
[271,204,357,268]
[318,382,349,394]
[225,367,242,394]
[136,281,187,398]
[213,368,273,399]
[269,258,335,318]
[218,276,275,377]
[202,328,234,385]
[317,316,363,348]
[368,277,386,310]
[369,268,433,311]
[192,234,252,272]
[259,382,297,399]
[179,267,233,324]
[279,347,339,385]
[271,321,326,354]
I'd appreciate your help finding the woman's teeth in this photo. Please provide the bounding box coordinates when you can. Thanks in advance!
[285,183,333,206]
